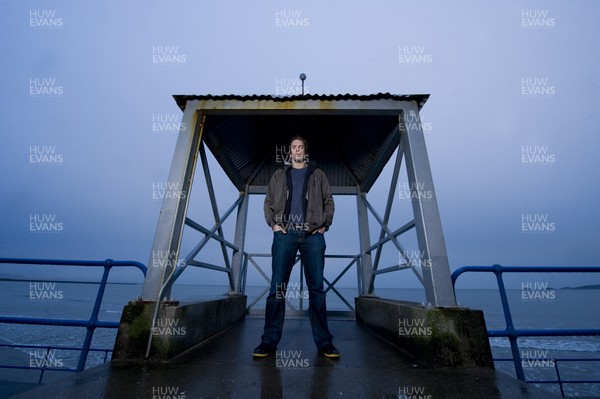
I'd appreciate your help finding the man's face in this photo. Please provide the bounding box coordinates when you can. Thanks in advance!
[290,139,306,163]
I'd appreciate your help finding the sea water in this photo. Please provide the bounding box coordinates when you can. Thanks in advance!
[0,281,598,396]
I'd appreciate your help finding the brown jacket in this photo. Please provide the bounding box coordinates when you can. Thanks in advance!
[264,164,334,233]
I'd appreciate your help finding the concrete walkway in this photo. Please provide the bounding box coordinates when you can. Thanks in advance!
[10,318,558,398]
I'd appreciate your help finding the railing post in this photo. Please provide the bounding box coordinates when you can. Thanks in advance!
[492,264,525,381]
[37,345,52,384]
[77,259,112,372]
[554,360,565,397]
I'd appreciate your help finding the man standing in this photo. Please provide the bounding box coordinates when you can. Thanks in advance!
[253,136,340,358]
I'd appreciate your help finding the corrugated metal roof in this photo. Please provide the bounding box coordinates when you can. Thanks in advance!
[174,93,429,193]
[173,93,428,111]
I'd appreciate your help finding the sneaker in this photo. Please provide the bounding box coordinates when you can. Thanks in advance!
[252,342,276,358]
[320,343,340,358]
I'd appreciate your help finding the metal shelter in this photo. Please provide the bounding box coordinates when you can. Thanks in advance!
[140,93,457,309]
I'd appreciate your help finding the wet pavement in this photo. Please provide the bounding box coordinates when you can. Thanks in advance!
[11,317,558,398]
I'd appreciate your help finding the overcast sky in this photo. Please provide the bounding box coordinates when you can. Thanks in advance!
[1,1,599,294]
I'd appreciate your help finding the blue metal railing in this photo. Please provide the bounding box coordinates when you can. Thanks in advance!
[0,258,147,383]
[452,264,600,397]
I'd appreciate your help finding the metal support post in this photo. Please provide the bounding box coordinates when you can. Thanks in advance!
[400,103,456,307]
[230,190,249,294]
[372,145,403,276]
[199,143,234,291]
[357,191,374,296]
[141,102,202,301]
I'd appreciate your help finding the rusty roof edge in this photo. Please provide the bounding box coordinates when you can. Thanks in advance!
[172,93,429,111]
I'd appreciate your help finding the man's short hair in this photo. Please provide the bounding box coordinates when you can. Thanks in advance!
[289,136,309,154]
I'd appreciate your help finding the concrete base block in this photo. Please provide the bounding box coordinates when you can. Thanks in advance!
[112,294,247,361]
[355,297,494,368]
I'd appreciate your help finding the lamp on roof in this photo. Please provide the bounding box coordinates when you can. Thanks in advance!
[299,73,306,96]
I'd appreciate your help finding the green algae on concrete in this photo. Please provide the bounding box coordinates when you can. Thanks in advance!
[113,295,247,361]
[355,297,494,368]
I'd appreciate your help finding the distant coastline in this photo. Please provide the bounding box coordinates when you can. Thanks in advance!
[525,284,600,290]
[0,277,139,285]
[1,276,599,290]
[560,284,600,290]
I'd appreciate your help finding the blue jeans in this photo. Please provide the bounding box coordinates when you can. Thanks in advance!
[261,230,333,349]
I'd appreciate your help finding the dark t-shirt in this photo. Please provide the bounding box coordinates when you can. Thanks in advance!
[289,167,307,227]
